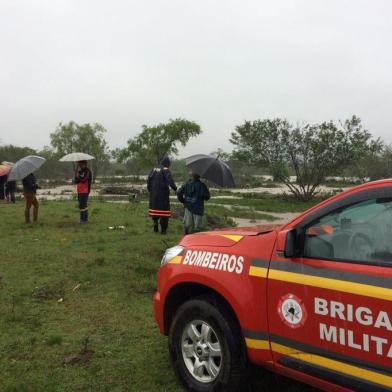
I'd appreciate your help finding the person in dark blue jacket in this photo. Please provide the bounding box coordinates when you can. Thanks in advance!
[147,157,177,234]
[177,171,210,234]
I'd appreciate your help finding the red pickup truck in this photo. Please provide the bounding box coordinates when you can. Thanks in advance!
[153,180,392,392]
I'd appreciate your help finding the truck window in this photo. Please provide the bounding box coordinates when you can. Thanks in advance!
[303,198,392,266]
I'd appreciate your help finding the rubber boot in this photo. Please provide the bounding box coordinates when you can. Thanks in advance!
[160,219,168,235]
[25,209,31,224]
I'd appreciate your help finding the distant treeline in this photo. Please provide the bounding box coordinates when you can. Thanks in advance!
[0,143,268,186]
[2,116,392,200]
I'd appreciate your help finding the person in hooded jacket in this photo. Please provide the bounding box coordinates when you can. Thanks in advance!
[75,161,92,223]
[177,171,210,234]
[147,157,177,234]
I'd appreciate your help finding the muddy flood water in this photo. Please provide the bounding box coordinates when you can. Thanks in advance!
[32,181,347,226]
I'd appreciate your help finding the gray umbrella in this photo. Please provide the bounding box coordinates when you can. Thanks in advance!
[185,154,235,188]
[8,155,46,181]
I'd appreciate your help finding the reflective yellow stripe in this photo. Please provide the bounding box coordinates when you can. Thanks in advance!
[245,338,270,350]
[269,269,392,302]
[271,342,392,388]
[219,234,243,242]
[245,338,392,388]
[249,266,268,278]
[205,233,244,242]
[168,256,182,264]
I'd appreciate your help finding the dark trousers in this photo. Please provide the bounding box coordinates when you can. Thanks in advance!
[6,190,15,203]
[0,177,5,200]
[78,193,89,222]
[5,182,16,203]
[152,217,169,233]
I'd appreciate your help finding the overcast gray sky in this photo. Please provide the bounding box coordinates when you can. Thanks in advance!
[1,0,391,157]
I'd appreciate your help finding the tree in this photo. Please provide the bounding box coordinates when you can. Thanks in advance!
[231,116,381,200]
[119,118,201,167]
[0,144,36,163]
[352,143,392,181]
[50,121,110,177]
[230,119,290,181]
[36,147,71,179]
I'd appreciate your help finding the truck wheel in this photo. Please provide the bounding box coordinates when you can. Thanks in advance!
[169,297,247,392]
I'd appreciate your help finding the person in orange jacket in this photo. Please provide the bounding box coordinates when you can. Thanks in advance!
[75,161,92,223]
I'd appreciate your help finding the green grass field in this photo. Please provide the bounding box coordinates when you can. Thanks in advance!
[0,200,315,392]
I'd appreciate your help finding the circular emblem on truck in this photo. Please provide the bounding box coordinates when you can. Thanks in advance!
[278,294,307,328]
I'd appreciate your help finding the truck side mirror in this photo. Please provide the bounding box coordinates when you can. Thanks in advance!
[277,229,299,258]
[284,229,297,258]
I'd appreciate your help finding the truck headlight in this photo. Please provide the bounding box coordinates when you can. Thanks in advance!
[161,245,185,266]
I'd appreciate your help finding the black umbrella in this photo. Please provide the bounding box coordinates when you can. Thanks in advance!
[185,154,235,188]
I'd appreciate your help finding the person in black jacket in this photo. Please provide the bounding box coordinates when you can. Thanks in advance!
[147,157,177,234]
[177,171,210,234]
[22,173,39,223]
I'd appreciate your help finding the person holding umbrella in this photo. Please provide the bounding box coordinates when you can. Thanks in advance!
[177,171,210,234]
[59,153,94,223]
[6,155,46,222]
[75,160,92,223]
[147,157,177,234]
[22,173,39,223]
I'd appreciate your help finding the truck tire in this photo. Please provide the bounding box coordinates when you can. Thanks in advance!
[169,297,248,392]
